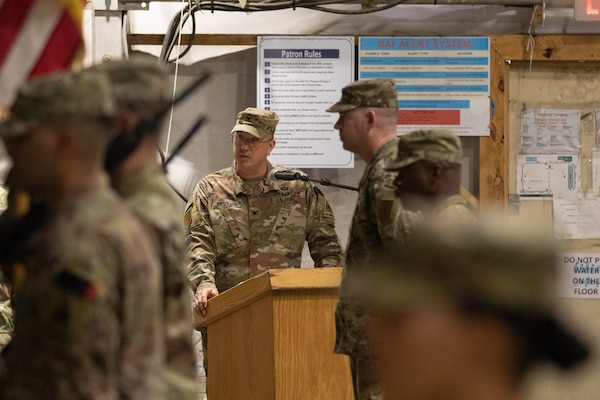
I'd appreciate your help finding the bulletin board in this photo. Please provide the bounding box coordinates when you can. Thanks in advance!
[485,35,600,400]
[482,35,600,210]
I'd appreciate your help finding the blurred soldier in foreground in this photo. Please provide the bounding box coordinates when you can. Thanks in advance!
[386,129,476,224]
[0,71,165,399]
[327,79,418,399]
[351,219,590,400]
[89,59,197,400]
[185,107,343,371]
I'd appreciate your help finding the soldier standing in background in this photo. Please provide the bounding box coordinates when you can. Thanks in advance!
[326,79,419,400]
[88,59,198,400]
[386,129,477,225]
[185,107,343,372]
[0,71,165,399]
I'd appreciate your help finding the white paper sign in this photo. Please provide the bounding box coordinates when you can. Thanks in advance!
[520,109,580,154]
[553,193,600,239]
[559,253,600,298]
[257,36,355,168]
[517,154,579,197]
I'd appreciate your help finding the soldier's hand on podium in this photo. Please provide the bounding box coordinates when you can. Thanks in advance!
[194,287,219,316]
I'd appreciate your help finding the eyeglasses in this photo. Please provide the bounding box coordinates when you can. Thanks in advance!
[232,133,270,148]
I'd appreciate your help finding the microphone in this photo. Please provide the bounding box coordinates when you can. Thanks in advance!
[270,169,358,191]
[270,169,307,181]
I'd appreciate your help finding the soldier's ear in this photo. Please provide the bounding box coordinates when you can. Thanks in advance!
[365,109,376,128]
[432,163,444,178]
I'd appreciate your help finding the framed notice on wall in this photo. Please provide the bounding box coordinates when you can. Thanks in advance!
[257,36,355,168]
[358,36,491,137]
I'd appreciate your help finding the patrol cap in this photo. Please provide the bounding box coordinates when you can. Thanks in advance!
[88,59,170,105]
[326,79,398,112]
[0,71,115,139]
[385,129,462,170]
[350,218,590,369]
[231,107,279,139]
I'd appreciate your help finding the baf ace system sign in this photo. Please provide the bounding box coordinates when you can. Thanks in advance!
[560,253,600,298]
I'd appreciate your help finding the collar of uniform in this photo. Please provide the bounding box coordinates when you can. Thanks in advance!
[231,161,279,195]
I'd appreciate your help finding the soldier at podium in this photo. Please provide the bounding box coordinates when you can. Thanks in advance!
[185,107,343,371]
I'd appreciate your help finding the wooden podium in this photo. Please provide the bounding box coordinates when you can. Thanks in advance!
[195,267,353,400]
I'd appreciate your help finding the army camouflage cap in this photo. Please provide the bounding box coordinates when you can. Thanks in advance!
[0,71,115,139]
[231,107,279,139]
[88,59,170,105]
[386,129,462,170]
[350,218,590,369]
[326,79,398,112]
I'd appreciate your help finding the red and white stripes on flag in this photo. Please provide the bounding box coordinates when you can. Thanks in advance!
[0,0,85,107]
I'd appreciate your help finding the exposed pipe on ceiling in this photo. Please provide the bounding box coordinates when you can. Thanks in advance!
[145,0,574,4]
[386,0,572,5]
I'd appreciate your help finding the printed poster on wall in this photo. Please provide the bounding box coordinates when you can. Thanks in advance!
[520,109,580,154]
[516,154,579,197]
[553,194,600,239]
[257,36,355,168]
[559,253,600,298]
[358,36,490,137]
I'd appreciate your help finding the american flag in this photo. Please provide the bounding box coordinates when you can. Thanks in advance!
[0,0,86,108]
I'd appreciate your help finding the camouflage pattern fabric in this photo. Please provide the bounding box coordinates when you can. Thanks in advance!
[0,179,165,400]
[335,138,412,356]
[185,162,343,294]
[0,271,12,351]
[0,188,12,351]
[114,163,197,400]
[385,128,463,170]
[349,353,384,400]
[231,107,279,140]
[326,79,398,112]
[434,194,477,227]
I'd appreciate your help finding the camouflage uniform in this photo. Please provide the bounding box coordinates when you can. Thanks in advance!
[0,187,12,351]
[327,79,417,400]
[91,59,198,400]
[186,107,343,375]
[2,181,165,400]
[435,194,477,225]
[0,271,12,352]
[0,71,165,400]
[185,161,343,293]
[114,162,197,400]
[333,140,406,400]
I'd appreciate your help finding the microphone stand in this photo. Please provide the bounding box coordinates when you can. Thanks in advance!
[298,175,358,192]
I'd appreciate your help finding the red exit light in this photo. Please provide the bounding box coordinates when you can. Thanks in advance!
[574,0,600,20]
